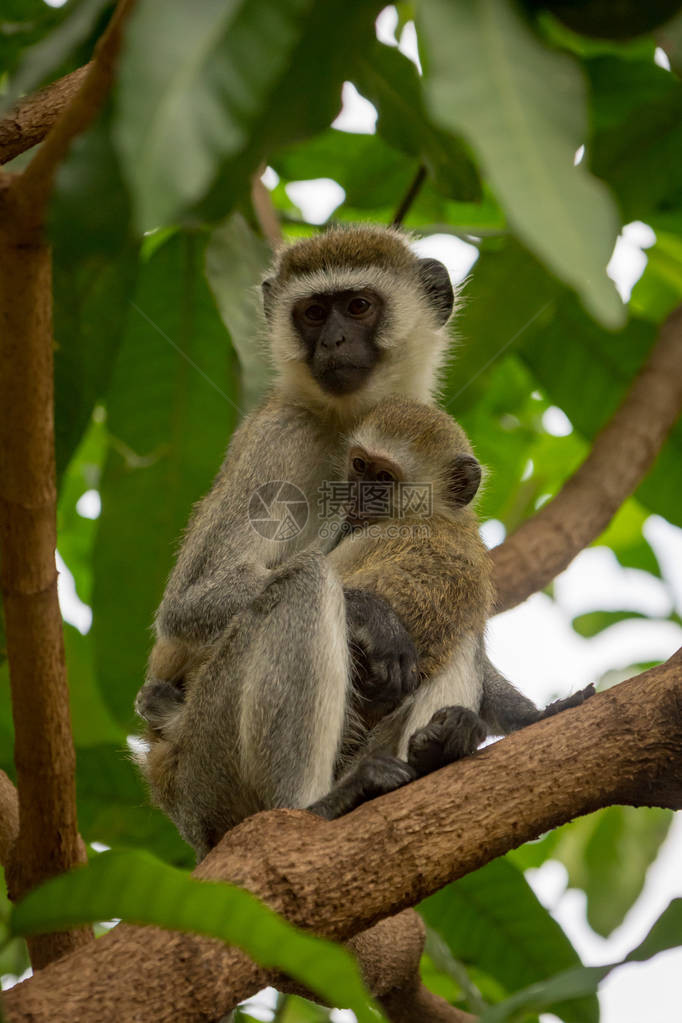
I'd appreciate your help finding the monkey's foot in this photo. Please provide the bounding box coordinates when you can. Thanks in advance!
[308,754,417,821]
[407,706,486,777]
[539,683,595,720]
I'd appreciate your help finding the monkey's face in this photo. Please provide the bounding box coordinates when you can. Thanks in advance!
[291,289,385,396]
[345,444,402,524]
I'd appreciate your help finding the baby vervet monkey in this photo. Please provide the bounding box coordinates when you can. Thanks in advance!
[138,397,594,852]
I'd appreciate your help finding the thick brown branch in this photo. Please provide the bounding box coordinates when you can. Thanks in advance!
[0,65,91,166]
[5,651,680,1021]
[492,304,682,612]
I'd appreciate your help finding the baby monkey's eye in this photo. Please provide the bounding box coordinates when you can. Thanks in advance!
[304,304,326,323]
[348,297,371,316]
[376,469,396,483]
[352,457,367,474]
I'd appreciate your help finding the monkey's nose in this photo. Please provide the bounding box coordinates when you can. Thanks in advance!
[321,335,345,350]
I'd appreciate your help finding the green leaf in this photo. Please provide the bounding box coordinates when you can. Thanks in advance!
[626,897,682,962]
[588,56,682,221]
[51,116,139,481]
[92,231,240,728]
[572,609,646,637]
[419,857,598,1022]
[479,897,682,1022]
[549,807,673,937]
[1,0,111,113]
[205,213,274,410]
[631,230,682,324]
[10,849,385,1023]
[352,40,481,201]
[65,627,125,749]
[116,0,320,230]
[75,746,193,865]
[418,0,623,328]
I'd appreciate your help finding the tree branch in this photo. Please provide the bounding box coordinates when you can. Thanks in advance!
[0,769,19,867]
[0,0,136,970]
[0,65,91,166]
[4,651,680,1021]
[491,304,682,612]
[391,164,427,227]
[251,170,283,249]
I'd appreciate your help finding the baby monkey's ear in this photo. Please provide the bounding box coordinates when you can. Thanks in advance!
[446,454,481,507]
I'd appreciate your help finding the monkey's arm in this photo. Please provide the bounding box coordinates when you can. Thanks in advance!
[154,397,333,646]
[341,532,491,683]
[479,656,595,734]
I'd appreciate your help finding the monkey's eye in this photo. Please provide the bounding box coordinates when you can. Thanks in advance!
[352,457,367,474]
[348,297,371,316]
[376,469,396,483]
[304,304,327,323]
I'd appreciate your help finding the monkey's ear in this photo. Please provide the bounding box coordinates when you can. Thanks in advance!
[261,277,276,320]
[446,454,481,507]
[417,258,454,325]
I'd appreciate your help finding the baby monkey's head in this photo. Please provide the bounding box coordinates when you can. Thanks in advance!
[344,397,481,525]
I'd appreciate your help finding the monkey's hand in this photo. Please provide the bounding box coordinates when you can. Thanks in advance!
[308,754,417,820]
[538,682,596,720]
[407,705,487,777]
[344,588,419,711]
[135,679,185,734]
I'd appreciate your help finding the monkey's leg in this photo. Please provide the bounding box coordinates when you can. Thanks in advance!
[308,753,416,820]
[173,551,353,848]
[406,706,486,777]
[480,655,594,734]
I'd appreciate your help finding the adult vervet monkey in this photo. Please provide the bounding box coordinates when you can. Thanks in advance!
[135,226,456,848]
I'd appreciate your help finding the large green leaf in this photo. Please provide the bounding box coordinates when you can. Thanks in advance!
[11,849,385,1023]
[588,56,682,220]
[419,857,598,1023]
[418,0,623,328]
[352,40,481,202]
[630,230,682,324]
[92,231,240,728]
[479,898,682,1022]
[51,116,139,481]
[545,806,673,937]
[205,213,273,410]
[1,0,111,114]
[115,0,314,230]
[76,746,193,865]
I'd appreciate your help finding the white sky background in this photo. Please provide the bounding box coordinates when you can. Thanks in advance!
[38,5,682,1021]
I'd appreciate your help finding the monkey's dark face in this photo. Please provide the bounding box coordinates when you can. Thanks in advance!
[291,289,385,395]
[345,445,402,524]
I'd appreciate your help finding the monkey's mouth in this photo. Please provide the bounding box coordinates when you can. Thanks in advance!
[315,362,374,395]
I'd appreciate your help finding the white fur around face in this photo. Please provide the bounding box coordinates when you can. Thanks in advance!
[269,266,454,424]
[396,632,480,759]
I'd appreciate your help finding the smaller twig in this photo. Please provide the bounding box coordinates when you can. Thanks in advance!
[0,769,19,866]
[19,0,136,218]
[492,302,682,613]
[251,170,283,250]
[391,164,427,227]
[0,65,91,166]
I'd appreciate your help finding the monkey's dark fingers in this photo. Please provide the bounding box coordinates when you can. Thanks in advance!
[307,755,417,820]
[539,683,596,720]
[134,679,185,731]
[407,705,486,777]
